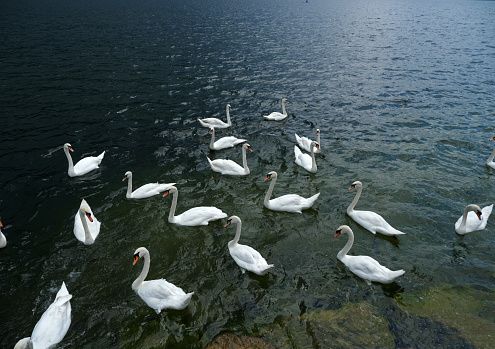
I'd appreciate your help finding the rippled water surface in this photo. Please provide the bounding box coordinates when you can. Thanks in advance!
[1,0,495,347]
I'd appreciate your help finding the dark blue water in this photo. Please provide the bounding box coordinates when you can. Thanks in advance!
[1,0,495,347]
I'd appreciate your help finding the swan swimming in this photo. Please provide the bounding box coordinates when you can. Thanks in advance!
[455,203,493,234]
[0,219,6,248]
[294,141,320,173]
[132,247,193,314]
[347,181,405,236]
[123,171,175,199]
[207,143,252,175]
[335,225,405,284]
[224,216,274,275]
[198,103,232,129]
[208,126,247,151]
[63,143,105,177]
[295,129,321,153]
[263,171,320,213]
[163,186,227,226]
[263,98,290,121]
[74,199,101,245]
[487,137,495,169]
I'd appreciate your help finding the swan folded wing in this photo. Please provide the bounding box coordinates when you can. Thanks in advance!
[176,207,227,226]
[269,194,318,212]
[295,134,312,152]
[344,255,403,283]
[132,182,176,198]
[30,299,71,348]
[199,118,228,128]
[73,154,104,175]
[138,280,191,311]
[264,112,286,120]
[214,137,246,149]
[209,159,245,175]
[349,210,397,235]
[231,245,272,273]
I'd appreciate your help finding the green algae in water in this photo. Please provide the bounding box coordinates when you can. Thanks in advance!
[396,284,495,349]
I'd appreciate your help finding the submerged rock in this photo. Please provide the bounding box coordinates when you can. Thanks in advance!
[205,333,275,349]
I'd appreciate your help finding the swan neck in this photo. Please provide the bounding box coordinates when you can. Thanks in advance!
[488,149,495,163]
[64,147,74,171]
[209,128,215,149]
[226,106,231,125]
[460,206,471,229]
[264,176,277,206]
[242,146,248,171]
[126,175,133,197]
[347,185,362,213]
[337,230,354,260]
[310,145,317,171]
[79,209,94,244]
[282,100,287,115]
[317,132,320,146]
[132,250,150,290]
[230,220,242,247]
[168,190,178,222]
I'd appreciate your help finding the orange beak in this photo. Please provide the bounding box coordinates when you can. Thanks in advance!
[122,176,127,182]
[69,147,74,152]
[85,212,93,222]
[264,176,271,181]
[490,137,495,141]
[0,219,3,228]
[133,255,139,265]
[348,185,355,190]
[163,191,170,197]
[248,146,253,152]
[334,231,342,238]
[476,211,482,220]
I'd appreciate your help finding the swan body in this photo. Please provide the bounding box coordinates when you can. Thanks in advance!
[132,247,193,314]
[264,171,320,213]
[63,143,105,177]
[74,199,101,245]
[335,225,405,284]
[455,204,492,235]
[264,98,290,121]
[209,126,247,151]
[225,216,274,275]
[17,282,72,349]
[295,129,321,153]
[207,143,252,176]
[294,141,320,173]
[123,171,175,199]
[487,137,495,169]
[198,104,232,129]
[347,181,405,236]
[0,219,6,248]
[163,186,227,226]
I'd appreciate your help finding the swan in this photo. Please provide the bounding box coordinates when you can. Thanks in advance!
[455,203,493,235]
[15,282,72,349]
[63,143,105,177]
[207,143,252,176]
[209,126,247,151]
[263,171,320,213]
[198,103,232,129]
[487,137,495,169]
[0,219,6,248]
[294,141,320,173]
[263,98,290,121]
[295,129,321,153]
[122,171,176,199]
[163,186,227,226]
[224,216,274,275]
[347,181,405,236]
[335,225,405,284]
[132,247,193,314]
[74,199,101,245]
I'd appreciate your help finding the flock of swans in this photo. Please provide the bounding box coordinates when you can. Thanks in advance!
[7,100,494,348]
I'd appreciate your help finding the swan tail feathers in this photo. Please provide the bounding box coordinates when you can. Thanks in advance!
[294,145,302,158]
[97,151,105,160]
[54,294,73,306]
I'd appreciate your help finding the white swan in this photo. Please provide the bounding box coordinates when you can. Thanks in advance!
[63,143,105,177]
[0,219,6,248]
[198,103,232,129]
[163,186,227,226]
[132,247,193,314]
[263,98,290,121]
[209,126,247,151]
[74,199,101,245]
[347,181,405,236]
[207,143,252,176]
[335,225,405,284]
[123,171,175,199]
[295,129,321,153]
[264,171,320,213]
[455,203,493,235]
[224,216,274,275]
[15,282,72,349]
[294,141,320,173]
[487,137,495,169]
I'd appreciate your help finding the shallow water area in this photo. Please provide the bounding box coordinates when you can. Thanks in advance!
[1,0,495,348]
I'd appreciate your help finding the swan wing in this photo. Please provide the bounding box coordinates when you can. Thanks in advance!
[198,118,229,128]
[130,182,176,199]
[349,210,404,235]
[267,193,320,212]
[73,152,105,176]
[264,112,286,121]
[230,244,273,275]
[456,205,493,233]
[74,201,101,243]
[138,280,193,311]
[294,146,312,171]
[213,137,247,150]
[174,206,227,226]
[208,158,246,175]
[343,255,404,284]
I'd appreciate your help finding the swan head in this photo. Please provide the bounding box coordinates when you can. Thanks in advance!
[122,171,133,181]
[490,137,495,141]
[466,204,483,220]
[209,126,215,134]
[349,181,362,190]
[224,215,241,227]
[242,143,253,152]
[264,171,278,181]
[79,206,93,222]
[282,98,290,103]
[227,104,232,111]
[0,218,3,229]
[133,247,149,265]
[316,129,320,135]
[64,143,74,152]
[162,186,178,198]
[309,141,320,151]
[335,225,352,238]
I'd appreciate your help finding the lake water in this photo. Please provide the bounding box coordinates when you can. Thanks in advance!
[1,0,495,347]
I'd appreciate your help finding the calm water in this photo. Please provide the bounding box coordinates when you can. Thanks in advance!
[1,0,495,347]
